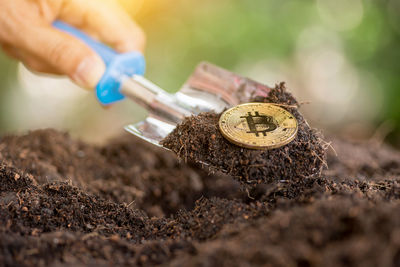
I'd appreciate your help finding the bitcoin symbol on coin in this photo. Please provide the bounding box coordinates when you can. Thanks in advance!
[219,103,298,150]
[241,111,278,137]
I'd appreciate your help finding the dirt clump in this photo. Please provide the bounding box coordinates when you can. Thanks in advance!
[161,83,327,188]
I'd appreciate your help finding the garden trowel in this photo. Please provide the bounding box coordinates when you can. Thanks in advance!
[54,22,272,148]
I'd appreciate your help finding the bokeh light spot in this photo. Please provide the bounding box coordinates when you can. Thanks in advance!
[317,0,364,31]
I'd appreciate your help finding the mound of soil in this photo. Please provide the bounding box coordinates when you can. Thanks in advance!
[1,87,400,266]
[161,83,326,188]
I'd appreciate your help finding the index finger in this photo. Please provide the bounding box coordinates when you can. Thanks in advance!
[57,0,146,53]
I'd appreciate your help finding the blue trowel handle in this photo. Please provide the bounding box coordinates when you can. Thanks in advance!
[53,21,146,105]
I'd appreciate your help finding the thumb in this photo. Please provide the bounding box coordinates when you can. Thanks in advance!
[18,25,106,89]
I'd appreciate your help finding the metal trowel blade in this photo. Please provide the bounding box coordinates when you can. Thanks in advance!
[125,62,273,148]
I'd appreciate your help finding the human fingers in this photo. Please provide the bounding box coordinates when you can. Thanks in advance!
[58,0,146,53]
[1,43,64,74]
[0,0,108,89]
[13,25,106,89]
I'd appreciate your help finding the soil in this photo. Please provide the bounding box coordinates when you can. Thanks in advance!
[161,83,327,188]
[1,87,400,266]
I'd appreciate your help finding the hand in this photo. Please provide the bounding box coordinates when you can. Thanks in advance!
[0,0,146,89]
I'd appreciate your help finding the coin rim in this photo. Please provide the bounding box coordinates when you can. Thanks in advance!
[218,103,298,150]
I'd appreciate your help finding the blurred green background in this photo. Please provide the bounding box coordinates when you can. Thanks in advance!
[0,0,399,143]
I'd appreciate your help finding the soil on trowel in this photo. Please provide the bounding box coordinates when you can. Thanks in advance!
[161,83,327,188]
[1,97,400,265]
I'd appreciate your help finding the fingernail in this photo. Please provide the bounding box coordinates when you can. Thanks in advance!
[71,56,106,89]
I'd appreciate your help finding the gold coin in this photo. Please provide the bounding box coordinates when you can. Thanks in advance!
[219,103,298,150]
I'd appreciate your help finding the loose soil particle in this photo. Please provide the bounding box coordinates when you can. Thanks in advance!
[1,85,400,266]
[161,83,327,188]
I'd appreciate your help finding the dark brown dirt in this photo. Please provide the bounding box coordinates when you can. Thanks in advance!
[1,88,400,266]
[161,83,327,188]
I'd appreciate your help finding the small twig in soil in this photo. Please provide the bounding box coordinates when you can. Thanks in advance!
[321,139,337,157]
[247,164,266,168]
[16,191,23,206]
[298,101,311,106]
[312,150,328,169]
[126,200,135,208]
[264,102,299,109]
[246,188,255,200]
